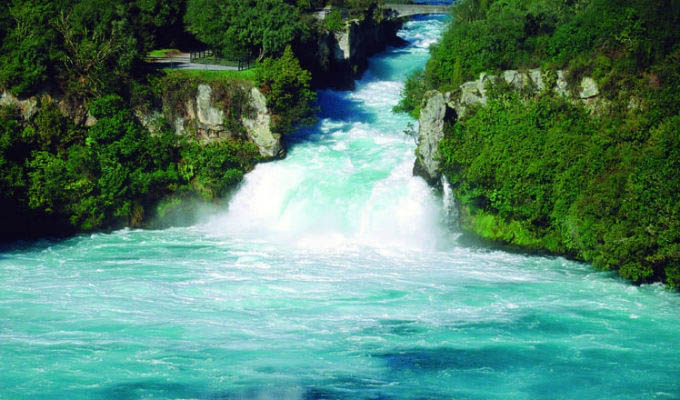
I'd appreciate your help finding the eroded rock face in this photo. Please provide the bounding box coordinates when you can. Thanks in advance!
[1,91,97,126]
[241,87,284,159]
[306,17,404,89]
[579,77,600,99]
[413,90,451,185]
[141,84,283,160]
[196,84,225,127]
[413,69,600,186]
[555,70,569,97]
[1,91,39,120]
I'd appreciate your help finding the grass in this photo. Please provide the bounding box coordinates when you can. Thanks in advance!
[160,68,258,84]
[192,56,241,68]
[147,48,181,58]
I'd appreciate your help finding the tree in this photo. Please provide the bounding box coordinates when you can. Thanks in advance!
[0,0,63,96]
[129,0,186,50]
[185,0,303,61]
[256,46,316,134]
[54,0,141,97]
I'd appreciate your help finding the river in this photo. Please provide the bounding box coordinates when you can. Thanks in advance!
[1,15,679,400]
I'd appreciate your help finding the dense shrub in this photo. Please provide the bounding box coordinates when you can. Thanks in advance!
[398,0,680,117]
[256,46,317,134]
[184,0,304,61]
[429,0,680,288]
[0,93,260,238]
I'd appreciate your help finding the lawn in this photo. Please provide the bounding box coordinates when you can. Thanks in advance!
[161,68,258,84]
[147,49,182,57]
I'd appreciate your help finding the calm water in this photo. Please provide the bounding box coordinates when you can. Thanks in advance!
[1,16,679,400]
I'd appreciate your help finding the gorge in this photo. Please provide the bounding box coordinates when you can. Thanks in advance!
[1,14,680,399]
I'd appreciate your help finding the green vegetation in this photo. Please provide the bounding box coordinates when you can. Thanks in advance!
[256,46,317,134]
[184,0,303,61]
[159,69,258,85]
[410,0,680,288]
[0,0,320,239]
[0,0,193,98]
[147,49,181,57]
[0,95,259,239]
[182,0,387,62]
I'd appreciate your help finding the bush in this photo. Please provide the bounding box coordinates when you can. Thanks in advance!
[180,139,259,201]
[255,46,317,134]
[394,70,428,118]
[439,82,680,288]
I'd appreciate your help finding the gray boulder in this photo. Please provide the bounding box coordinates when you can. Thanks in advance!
[414,91,452,185]
[242,87,284,159]
[579,77,600,99]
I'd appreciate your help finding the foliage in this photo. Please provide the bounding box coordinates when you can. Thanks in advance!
[255,46,317,134]
[325,9,345,32]
[0,0,322,240]
[0,0,63,97]
[159,69,258,85]
[394,70,427,118]
[0,0,195,98]
[439,78,680,288]
[0,92,260,238]
[54,0,141,97]
[329,0,384,20]
[395,0,680,288]
[398,0,680,117]
[184,0,304,61]
[128,0,186,50]
[180,139,259,201]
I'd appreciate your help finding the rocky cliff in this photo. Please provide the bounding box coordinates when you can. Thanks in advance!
[3,82,283,161]
[301,17,406,89]
[142,83,284,160]
[413,69,603,185]
[1,90,98,128]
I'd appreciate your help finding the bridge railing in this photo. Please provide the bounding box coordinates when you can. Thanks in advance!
[190,50,254,71]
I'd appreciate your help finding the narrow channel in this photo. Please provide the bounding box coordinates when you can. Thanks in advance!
[1,15,679,400]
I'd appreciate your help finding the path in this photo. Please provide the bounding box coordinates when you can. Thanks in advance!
[145,52,240,71]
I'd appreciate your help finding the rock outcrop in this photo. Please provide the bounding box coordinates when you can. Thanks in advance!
[412,90,452,185]
[414,69,600,184]
[241,87,283,159]
[1,90,97,127]
[142,83,284,160]
[1,91,39,120]
[302,16,405,89]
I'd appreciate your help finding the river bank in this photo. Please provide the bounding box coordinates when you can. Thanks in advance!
[402,0,680,289]
[2,16,680,399]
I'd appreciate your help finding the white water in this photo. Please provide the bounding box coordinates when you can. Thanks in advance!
[1,15,679,400]
[203,17,452,252]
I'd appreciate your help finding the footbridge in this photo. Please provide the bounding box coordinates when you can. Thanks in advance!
[384,3,452,18]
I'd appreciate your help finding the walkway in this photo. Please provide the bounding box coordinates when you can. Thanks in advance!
[145,52,241,71]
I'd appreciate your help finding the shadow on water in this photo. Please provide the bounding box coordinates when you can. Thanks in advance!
[99,374,455,400]
[361,319,426,337]
[317,90,377,123]
[375,346,542,372]
[0,237,66,257]
[99,380,371,400]
[100,380,202,400]
[208,377,450,400]
[284,89,378,150]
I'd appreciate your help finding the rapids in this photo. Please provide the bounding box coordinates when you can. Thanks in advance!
[1,15,679,400]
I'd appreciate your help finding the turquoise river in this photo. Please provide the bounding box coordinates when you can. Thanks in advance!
[1,15,680,400]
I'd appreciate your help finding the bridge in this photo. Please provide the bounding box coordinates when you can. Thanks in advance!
[384,3,452,18]
[313,4,452,20]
